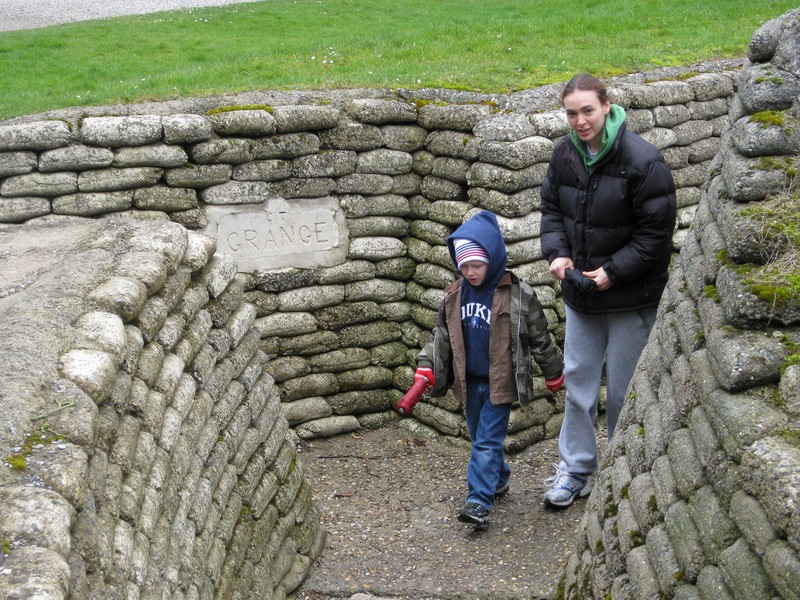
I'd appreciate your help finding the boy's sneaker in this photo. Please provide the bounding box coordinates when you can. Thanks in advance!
[543,465,591,507]
[458,502,490,525]
[495,481,510,498]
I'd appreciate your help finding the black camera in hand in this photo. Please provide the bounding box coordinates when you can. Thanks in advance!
[564,269,597,294]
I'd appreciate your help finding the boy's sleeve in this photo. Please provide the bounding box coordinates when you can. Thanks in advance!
[525,293,563,381]
[416,301,452,396]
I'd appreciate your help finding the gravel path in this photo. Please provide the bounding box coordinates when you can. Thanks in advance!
[295,423,606,600]
[0,0,261,32]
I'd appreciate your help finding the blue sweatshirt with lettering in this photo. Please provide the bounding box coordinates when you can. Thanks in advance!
[446,211,508,380]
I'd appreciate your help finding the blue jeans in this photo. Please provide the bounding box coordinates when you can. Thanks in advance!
[464,377,511,510]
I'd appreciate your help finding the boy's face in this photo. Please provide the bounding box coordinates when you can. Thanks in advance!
[459,260,488,287]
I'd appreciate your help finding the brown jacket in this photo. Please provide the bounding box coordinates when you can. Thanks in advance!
[417,271,563,407]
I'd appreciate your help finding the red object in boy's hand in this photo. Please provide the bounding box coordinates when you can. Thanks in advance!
[415,367,434,387]
[395,368,434,416]
[545,373,565,393]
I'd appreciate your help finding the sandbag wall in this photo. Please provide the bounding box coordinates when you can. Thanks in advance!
[0,70,736,450]
[0,217,325,600]
[561,10,800,600]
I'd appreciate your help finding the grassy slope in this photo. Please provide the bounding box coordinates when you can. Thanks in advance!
[0,0,796,119]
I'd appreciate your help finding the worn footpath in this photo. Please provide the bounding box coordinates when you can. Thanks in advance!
[293,422,607,600]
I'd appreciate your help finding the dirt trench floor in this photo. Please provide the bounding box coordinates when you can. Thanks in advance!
[293,421,607,600]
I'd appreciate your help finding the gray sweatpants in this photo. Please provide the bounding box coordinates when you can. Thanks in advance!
[558,305,657,475]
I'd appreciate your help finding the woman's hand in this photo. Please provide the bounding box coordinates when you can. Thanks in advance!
[549,257,574,281]
[583,267,613,291]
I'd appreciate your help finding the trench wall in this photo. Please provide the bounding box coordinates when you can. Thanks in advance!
[0,215,325,600]
[561,10,800,600]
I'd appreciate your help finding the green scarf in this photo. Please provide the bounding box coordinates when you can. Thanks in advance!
[569,103,626,175]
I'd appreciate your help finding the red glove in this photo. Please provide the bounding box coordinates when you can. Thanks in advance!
[415,367,434,387]
[545,373,565,393]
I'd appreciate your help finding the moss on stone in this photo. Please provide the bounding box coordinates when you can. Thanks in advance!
[776,428,800,448]
[783,353,800,375]
[411,98,448,109]
[704,284,720,302]
[4,426,66,472]
[629,529,644,547]
[734,193,800,308]
[749,110,785,128]
[755,75,785,85]
[205,104,273,115]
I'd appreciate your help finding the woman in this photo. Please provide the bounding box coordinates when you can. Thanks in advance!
[539,74,677,508]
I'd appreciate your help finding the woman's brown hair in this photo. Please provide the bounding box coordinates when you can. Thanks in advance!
[561,74,610,106]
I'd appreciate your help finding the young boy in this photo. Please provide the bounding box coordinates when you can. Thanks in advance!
[413,210,564,525]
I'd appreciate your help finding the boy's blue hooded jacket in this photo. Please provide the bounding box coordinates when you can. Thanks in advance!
[446,211,508,379]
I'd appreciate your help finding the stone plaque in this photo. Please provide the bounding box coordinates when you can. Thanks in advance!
[202,197,349,271]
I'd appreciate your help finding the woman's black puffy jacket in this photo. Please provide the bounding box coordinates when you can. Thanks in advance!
[540,122,677,314]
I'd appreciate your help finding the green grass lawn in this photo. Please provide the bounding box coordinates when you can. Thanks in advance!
[0,0,796,120]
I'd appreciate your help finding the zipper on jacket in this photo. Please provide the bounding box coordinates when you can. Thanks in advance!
[577,184,590,268]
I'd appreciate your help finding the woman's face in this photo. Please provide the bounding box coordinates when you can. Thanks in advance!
[563,89,611,152]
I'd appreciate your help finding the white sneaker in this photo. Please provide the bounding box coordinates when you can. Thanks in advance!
[543,464,591,507]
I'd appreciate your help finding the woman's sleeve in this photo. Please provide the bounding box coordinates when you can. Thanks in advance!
[540,158,571,264]
[605,159,677,281]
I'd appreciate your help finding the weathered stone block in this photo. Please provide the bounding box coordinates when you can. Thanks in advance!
[356,148,413,175]
[420,174,466,200]
[254,132,320,159]
[114,143,188,168]
[345,98,417,124]
[162,113,215,144]
[473,111,535,142]
[431,157,470,184]
[667,428,707,498]
[344,278,405,302]
[78,166,162,192]
[82,116,163,148]
[653,104,691,128]
[763,540,800,600]
[165,163,232,188]
[478,136,553,169]
[425,130,481,160]
[0,120,72,151]
[418,103,492,131]
[208,109,277,137]
[319,119,383,151]
[1,171,77,197]
[665,500,705,583]
[53,190,133,216]
[271,105,340,133]
[314,301,381,330]
[467,162,546,193]
[348,236,407,260]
